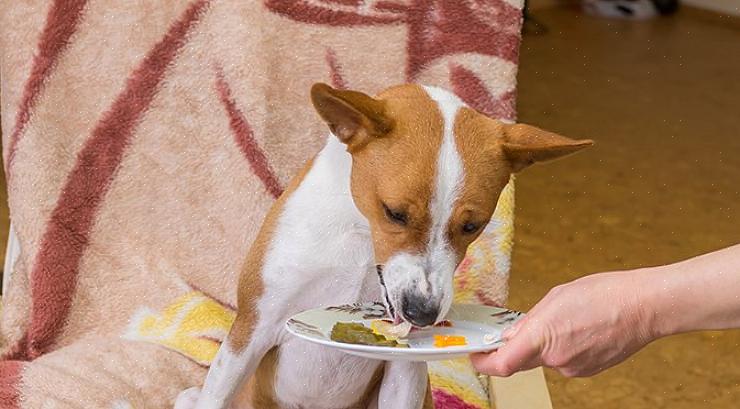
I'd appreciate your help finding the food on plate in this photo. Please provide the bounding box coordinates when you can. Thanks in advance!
[329,319,464,348]
[483,333,498,344]
[371,318,453,335]
[330,322,407,347]
[370,320,412,340]
[432,320,453,328]
[433,334,467,347]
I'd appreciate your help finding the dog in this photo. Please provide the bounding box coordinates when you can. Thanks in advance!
[175,83,592,409]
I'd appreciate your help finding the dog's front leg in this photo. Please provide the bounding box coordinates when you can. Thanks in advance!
[375,361,430,409]
[176,311,276,409]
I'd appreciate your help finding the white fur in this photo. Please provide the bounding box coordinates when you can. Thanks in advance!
[383,86,465,323]
[377,361,429,409]
[184,136,399,409]
[175,388,202,409]
[193,341,263,408]
[423,86,465,319]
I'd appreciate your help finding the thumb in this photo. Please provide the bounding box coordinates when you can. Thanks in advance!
[471,324,543,377]
[502,317,526,340]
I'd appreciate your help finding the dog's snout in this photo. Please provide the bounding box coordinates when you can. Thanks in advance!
[401,293,439,327]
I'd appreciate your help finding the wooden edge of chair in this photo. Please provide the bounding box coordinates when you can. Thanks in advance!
[3,222,19,295]
[489,367,554,409]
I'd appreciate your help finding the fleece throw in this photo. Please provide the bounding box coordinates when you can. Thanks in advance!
[0,1,523,407]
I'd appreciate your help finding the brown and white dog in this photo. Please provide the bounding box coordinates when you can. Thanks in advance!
[175,83,592,409]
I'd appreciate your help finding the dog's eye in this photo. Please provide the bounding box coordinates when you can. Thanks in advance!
[383,203,408,226]
[462,222,479,234]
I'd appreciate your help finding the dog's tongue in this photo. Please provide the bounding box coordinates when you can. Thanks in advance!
[393,315,402,325]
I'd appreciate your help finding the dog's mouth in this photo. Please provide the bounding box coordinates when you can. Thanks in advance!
[376,265,401,325]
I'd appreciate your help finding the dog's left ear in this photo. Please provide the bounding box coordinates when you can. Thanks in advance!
[502,123,593,172]
[311,83,392,151]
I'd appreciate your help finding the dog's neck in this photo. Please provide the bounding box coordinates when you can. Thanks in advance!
[314,134,355,195]
[305,134,370,232]
[269,133,373,274]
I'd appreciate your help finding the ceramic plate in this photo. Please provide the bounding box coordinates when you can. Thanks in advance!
[285,302,524,361]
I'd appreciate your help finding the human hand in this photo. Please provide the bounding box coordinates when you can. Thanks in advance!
[471,271,657,377]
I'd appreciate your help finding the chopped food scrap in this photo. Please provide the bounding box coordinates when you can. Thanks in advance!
[371,320,412,340]
[483,333,497,344]
[330,322,407,347]
[372,318,453,337]
[408,319,453,333]
[433,334,467,348]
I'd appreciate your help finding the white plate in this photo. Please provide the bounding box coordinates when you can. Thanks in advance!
[285,302,524,361]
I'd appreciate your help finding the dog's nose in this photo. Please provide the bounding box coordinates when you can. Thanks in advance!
[401,293,439,327]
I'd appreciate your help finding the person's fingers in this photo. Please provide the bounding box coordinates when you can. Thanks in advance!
[471,326,543,377]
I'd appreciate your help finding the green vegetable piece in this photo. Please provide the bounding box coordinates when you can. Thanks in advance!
[330,322,404,347]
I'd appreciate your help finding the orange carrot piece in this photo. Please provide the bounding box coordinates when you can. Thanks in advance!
[433,334,467,347]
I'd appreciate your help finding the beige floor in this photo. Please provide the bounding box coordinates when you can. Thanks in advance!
[510,5,740,409]
[1,5,739,408]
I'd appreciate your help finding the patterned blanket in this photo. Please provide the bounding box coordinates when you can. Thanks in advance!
[0,1,522,407]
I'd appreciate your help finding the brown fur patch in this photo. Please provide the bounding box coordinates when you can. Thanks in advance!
[311,83,392,152]
[348,84,445,264]
[247,347,280,408]
[423,381,435,409]
[448,108,514,259]
[502,123,593,172]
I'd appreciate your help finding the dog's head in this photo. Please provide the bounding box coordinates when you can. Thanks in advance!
[311,83,592,327]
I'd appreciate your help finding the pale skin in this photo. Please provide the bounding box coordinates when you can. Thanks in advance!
[471,244,740,377]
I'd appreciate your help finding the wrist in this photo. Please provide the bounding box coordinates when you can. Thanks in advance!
[624,245,740,341]
[635,263,694,339]
[631,266,678,341]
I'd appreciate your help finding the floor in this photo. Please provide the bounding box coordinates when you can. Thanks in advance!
[510,5,740,409]
[0,5,738,408]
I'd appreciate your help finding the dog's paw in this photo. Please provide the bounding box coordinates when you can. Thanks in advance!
[174,387,201,409]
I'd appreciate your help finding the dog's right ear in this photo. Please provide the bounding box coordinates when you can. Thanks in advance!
[311,83,392,151]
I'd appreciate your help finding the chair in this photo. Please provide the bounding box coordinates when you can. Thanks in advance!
[0,1,552,407]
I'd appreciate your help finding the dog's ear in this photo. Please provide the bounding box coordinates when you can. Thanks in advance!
[502,123,593,172]
[311,83,392,151]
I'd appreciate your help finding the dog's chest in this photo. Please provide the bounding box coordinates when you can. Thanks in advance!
[273,338,382,408]
[262,220,381,407]
[264,237,382,408]
[265,260,383,408]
